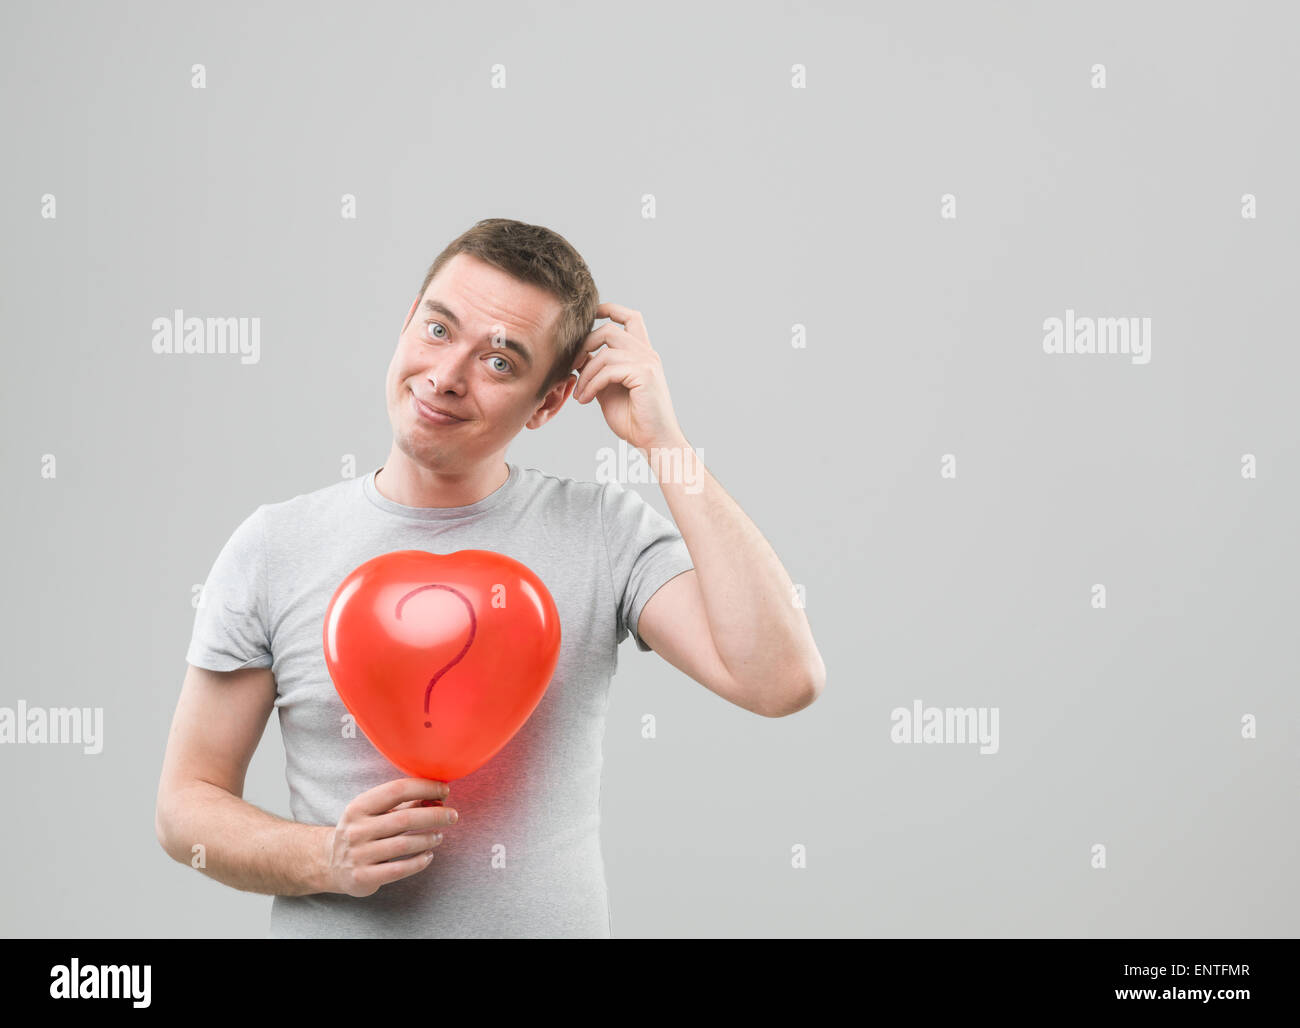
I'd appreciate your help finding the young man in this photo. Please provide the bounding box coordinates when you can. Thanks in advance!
[155,218,826,938]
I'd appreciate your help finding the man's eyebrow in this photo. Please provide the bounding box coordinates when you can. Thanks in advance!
[420,298,534,368]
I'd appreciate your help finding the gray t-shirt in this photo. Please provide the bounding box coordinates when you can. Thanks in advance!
[184,461,694,938]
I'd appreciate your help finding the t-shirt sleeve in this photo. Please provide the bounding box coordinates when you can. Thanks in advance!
[600,481,695,652]
[185,505,273,672]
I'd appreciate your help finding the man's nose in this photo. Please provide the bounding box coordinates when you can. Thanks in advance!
[426,352,470,392]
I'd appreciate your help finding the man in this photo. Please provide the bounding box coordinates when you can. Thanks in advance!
[154,218,826,938]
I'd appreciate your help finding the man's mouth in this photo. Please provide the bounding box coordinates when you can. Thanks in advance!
[412,391,467,426]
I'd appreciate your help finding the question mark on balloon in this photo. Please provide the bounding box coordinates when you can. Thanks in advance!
[394,584,477,727]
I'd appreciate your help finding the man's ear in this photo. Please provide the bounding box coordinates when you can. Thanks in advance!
[525,373,577,430]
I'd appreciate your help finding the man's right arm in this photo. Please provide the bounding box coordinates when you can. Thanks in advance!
[154,663,332,897]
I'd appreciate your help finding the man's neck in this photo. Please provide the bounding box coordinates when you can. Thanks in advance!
[373,450,509,509]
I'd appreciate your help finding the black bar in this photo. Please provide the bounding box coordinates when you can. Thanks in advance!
[0,938,1288,1014]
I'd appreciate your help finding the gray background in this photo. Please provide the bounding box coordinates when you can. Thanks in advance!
[1,0,1296,937]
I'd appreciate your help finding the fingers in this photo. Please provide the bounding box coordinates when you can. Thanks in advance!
[354,846,440,891]
[356,802,458,884]
[367,826,447,865]
[334,779,459,896]
[576,362,629,405]
[389,797,443,812]
[352,777,450,817]
[574,349,614,402]
[575,318,643,371]
[354,802,459,846]
[594,302,648,343]
[573,326,615,371]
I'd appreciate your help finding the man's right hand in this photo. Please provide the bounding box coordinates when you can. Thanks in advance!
[322,778,459,897]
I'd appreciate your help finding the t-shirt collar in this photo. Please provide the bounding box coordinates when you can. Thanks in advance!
[362,462,520,521]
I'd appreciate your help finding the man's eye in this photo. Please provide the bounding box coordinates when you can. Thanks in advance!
[426,322,447,340]
[488,355,513,374]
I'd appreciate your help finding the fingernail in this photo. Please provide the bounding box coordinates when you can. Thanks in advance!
[449,810,458,823]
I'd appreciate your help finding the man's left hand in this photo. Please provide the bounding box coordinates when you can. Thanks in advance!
[572,302,685,454]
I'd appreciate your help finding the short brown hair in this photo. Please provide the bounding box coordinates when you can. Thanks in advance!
[413,218,600,401]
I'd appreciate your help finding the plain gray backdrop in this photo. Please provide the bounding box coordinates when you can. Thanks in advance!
[1,0,1296,937]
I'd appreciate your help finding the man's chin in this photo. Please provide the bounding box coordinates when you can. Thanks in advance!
[397,435,465,469]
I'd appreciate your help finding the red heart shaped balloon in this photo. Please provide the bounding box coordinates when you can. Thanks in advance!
[323,549,561,782]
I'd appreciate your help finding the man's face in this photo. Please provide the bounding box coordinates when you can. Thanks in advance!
[385,253,576,474]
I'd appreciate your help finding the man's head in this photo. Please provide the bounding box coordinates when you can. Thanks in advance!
[385,218,600,475]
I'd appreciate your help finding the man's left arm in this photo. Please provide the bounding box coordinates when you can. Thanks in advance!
[573,302,827,719]
[643,443,826,718]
